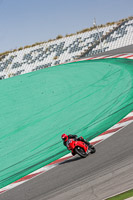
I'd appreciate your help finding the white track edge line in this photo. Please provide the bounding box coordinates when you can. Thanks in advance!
[1,117,133,194]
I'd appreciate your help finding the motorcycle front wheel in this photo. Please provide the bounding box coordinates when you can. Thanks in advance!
[90,146,96,154]
[75,146,88,158]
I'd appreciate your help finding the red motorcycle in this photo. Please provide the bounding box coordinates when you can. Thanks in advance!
[66,139,96,158]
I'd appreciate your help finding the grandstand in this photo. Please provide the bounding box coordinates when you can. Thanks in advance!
[0,17,133,80]
[83,18,133,57]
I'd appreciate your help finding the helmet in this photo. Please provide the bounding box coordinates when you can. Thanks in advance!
[61,133,68,142]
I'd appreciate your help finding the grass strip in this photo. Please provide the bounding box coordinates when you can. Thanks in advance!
[106,189,133,200]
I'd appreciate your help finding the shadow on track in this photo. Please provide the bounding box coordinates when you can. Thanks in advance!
[59,156,82,165]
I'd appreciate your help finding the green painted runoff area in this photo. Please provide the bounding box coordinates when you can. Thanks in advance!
[0,58,133,188]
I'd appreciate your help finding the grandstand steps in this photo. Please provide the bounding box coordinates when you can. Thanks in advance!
[0,17,133,80]
[79,19,129,59]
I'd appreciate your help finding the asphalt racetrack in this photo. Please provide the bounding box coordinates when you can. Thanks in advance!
[0,121,133,200]
[1,50,133,200]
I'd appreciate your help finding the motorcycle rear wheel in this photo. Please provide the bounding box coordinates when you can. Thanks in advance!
[75,146,88,158]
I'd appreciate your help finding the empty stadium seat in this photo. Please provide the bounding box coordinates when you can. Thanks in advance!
[0,18,133,79]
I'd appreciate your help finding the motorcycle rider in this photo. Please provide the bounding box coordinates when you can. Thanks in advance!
[61,133,93,155]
